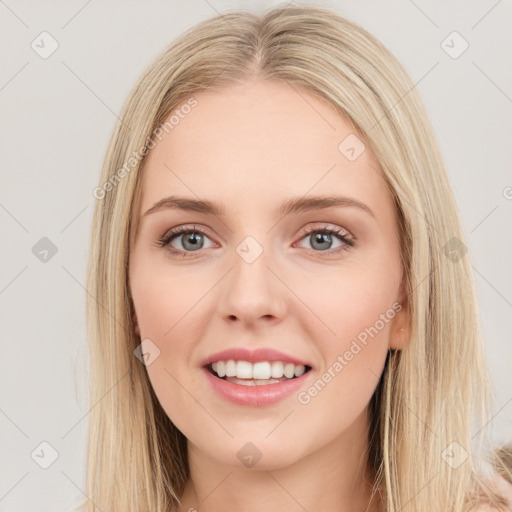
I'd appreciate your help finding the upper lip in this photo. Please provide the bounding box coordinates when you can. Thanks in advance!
[200,347,312,368]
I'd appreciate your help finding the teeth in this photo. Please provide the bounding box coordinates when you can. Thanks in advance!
[253,362,271,380]
[294,364,305,377]
[284,363,295,379]
[215,361,225,377]
[209,360,308,380]
[225,360,237,377]
[226,377,287,386]
[270,361,284,378]
[236,360,253,379]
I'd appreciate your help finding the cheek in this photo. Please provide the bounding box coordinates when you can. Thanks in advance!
[294,262,398,402]
[297,263,399,348]
[128,237,401,456]
[131,259,211,339]
[129,263,216,423]
[294,279,393,436]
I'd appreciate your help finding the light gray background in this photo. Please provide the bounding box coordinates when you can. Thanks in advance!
[1,1,511,510]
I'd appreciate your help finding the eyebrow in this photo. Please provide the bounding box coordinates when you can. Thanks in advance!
[143,194,375,218]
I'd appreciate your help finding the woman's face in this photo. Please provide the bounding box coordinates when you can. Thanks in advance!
[129,79,409,470]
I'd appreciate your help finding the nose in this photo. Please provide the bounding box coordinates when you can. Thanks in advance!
[217,242,288,328]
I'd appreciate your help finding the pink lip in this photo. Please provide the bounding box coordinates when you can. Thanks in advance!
[202,366,312,407]
[200,347,311,367]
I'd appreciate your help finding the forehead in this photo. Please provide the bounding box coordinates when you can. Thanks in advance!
[138,79,390,218]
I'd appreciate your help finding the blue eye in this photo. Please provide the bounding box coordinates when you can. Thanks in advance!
[296,225,354,254]
[155,225,214,256]
[155,224,355,258]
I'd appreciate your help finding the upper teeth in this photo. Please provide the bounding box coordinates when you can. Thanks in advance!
[212,360,306,379]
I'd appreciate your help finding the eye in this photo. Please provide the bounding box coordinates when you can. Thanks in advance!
[155,225,215,257]
[155,223,355,258]
[294,224,355,256]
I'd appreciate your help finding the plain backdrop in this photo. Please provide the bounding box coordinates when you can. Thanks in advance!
[0,1,511,510]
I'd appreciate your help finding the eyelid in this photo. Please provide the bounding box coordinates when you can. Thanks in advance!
[297,222,353,240]
[293,223,355,254]
[157,224,217,248]
[157,222,355,257]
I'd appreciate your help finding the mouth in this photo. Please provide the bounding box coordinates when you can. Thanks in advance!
[205,360,313,386]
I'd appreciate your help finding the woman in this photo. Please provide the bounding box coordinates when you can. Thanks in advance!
[82,5,512,511]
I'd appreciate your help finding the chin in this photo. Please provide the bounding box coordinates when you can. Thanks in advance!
[192,436,307,470]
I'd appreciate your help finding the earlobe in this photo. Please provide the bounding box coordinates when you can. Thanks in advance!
[389,305,410,351]
[389,281,411,350]
[391,326,408,350]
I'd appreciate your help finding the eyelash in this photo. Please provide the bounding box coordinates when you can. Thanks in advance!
[154,224,355,258]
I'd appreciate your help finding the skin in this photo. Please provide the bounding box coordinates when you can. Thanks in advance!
[129,78,410,512]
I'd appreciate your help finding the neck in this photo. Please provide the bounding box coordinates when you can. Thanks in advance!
[179,407,381,512]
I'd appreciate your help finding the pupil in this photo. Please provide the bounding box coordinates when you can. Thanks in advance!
[184,233,203,251]
[312,232,331,250]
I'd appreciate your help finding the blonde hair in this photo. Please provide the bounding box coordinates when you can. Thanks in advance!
[81,5,511,512]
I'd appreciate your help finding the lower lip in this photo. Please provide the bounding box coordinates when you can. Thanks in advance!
[202,367,312,407]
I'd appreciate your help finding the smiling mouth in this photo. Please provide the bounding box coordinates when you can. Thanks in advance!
[205,361,312,386]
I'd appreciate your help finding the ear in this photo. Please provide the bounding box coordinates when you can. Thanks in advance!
[389,281,410,351]
[133,312,141,338]
[133,314,141,338]
[130,298,141,338]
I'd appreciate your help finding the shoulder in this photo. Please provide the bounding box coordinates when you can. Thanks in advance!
[473,474,512,512]
[491,473,512,503]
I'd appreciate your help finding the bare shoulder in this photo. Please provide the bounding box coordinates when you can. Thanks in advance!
[492,473,512,502]
[473,474,512,512]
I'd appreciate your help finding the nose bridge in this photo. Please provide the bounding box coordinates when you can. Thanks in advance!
[218,233,286,323]
[235,236,269,282]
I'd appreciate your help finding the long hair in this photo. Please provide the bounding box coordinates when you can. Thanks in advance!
[81,5,511,511]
